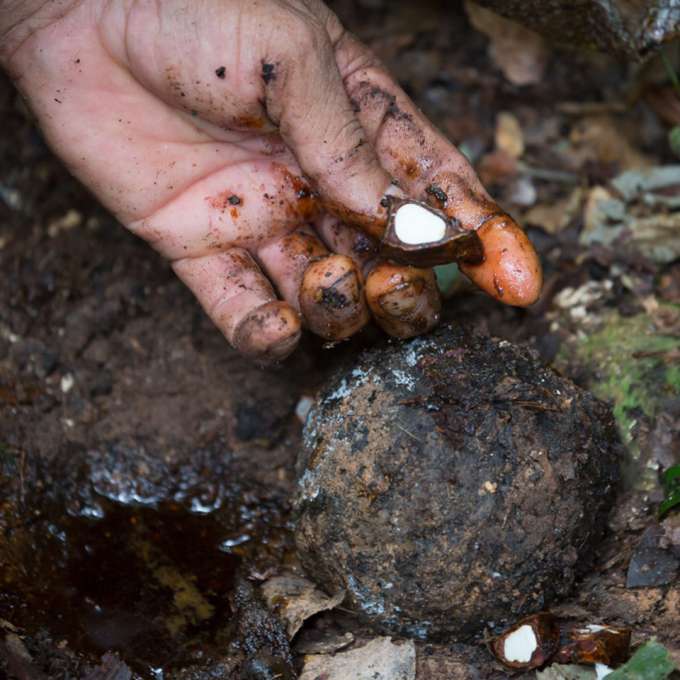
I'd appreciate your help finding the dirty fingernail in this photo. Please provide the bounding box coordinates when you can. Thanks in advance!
[299,255,370,341]
[365,263,441,338]
[232,301,301,363]
[460,215,542,307]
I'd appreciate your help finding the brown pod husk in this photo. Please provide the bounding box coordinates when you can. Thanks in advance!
[380,198,485,267]
[554,623,631,666]
[294,325,621,639]
[489,612,560,670]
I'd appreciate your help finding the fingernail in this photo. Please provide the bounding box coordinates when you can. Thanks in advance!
[232,301,301,362]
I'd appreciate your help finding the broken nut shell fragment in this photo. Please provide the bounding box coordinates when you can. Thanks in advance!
[380,198,485,268]
[490,612,559,670]
[555,623,631,666]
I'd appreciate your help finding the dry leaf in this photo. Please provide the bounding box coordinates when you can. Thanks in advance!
[295,631,355,655]
[464,1,549,86]
[299,637,416,680]
[496,112,524,158]
[524,188,583,234]
[477,149,518,186]
[261,574,344,638]
[581,186,626,247]
[569,116,652,172]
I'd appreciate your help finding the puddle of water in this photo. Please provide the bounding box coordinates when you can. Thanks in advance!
[0,449,291,677]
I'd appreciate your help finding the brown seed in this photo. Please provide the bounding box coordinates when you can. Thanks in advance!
[365,263,441,338]
[554,623,631,666]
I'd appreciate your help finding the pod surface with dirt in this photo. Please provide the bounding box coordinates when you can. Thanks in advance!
[294,324,622,639]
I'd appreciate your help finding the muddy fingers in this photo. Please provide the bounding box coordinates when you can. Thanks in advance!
[365,262,441,338]
[232,300,302,362]
[258,230,370,341]
[333,36,543,306]
[314,215,444,339]
[459,215,542,306]
[172,249,301,363]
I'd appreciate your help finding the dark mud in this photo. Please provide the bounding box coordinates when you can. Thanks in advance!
[1,0,679,678]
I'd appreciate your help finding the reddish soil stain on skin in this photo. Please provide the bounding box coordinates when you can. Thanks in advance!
[206,191,243,213]
[403,159,419,178]
[270,164,320,222]
[232,114,265,130]
[322,199,388,241]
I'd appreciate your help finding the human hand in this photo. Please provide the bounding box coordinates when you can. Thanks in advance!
[0,0,542,362]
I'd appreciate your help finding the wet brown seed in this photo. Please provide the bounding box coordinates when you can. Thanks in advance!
[365,263,441,338]
[554,623,631,666]
[380,198,484,268]
[299,255,369,340]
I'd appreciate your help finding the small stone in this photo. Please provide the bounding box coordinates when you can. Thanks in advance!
[626,524,680,588]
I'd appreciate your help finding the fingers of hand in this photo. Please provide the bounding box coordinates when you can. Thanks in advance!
[172,249,301,363]
[460,216,542,307]
[256,229,370,340]
[336,36,543,305]
[315,214,442,338]
[300,255,370,341]
[260,9,401,240]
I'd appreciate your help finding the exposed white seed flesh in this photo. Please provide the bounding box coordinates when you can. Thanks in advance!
[503,624,538,663]
[595,663,613,679]
[579,624,620,634]
[394,203,447,245]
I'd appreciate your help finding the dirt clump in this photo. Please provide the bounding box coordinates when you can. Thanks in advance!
[295,324,622,639]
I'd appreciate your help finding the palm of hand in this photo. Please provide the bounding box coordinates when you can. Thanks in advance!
[3,0,542,360]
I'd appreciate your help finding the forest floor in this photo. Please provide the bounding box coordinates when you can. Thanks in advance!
[0,1,679,679]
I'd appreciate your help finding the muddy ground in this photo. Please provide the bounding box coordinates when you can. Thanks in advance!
[1,1,679,679]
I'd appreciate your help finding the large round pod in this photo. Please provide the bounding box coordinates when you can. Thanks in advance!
[294,324,621,639]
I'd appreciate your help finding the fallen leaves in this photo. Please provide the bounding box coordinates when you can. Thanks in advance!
[261,574,345,638]
[464,1,549,85]
[496,112,525,158]
[580,166,680,263]
[299,637,416,680]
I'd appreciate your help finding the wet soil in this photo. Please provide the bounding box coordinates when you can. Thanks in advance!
[1,1,679,678]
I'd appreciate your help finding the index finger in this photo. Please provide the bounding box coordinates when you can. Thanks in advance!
[334,34,543,307]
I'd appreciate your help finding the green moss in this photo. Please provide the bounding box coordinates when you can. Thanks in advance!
[557,310,680,482]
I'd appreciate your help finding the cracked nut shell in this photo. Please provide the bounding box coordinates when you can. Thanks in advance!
[380,198,485,267]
